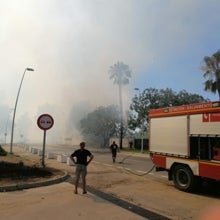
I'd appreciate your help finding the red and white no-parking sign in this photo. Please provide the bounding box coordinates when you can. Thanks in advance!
[37,114,54,130]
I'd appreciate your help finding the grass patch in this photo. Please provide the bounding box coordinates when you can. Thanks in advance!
[0,161,53,179]
[0,146,59,181]
[0,145,7,156]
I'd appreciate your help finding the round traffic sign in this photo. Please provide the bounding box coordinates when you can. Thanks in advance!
[37,114,54,130]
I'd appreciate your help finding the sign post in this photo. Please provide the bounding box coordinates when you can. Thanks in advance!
[37,114,54,167]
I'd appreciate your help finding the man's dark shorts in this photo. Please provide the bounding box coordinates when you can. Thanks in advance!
[75,164,87,177]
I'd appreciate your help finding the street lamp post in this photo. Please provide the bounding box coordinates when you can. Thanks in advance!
[140,122,144,153]
[10,68,34,153]
[5,108,13,145]
[134,88,144,153]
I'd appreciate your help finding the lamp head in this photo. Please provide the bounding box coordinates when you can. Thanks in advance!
[26,68,34,71]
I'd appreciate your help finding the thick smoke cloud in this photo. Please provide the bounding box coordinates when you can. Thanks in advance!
[0,0,220,144]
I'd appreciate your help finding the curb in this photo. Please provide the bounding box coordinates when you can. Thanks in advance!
[0,171,70,192]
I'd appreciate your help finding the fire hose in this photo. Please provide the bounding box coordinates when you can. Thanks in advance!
[118,155,156,176]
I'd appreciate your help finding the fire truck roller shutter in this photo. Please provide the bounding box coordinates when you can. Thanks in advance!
[150,116,188,156]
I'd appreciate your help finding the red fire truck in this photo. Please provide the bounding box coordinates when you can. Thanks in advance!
[149,101,220,192]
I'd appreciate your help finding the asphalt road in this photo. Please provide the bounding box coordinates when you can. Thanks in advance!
[42,144,168,179]
[31,144,220,198]
[90,150,168,179]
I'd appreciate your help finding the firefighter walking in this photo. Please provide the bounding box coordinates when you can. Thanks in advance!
[110,141,119,163]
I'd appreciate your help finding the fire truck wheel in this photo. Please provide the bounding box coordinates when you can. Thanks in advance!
[173,165,197,192]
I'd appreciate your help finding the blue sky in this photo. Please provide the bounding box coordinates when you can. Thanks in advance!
[131,1,220,100]
[0,0,220,143]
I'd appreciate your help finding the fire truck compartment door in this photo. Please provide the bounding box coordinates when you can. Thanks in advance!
[150,116,188,156]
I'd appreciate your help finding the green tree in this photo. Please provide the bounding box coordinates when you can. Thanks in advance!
[80,105,120,147]
[201,49,220,99]
[175,90,207,105]
[129,88,209,131]
[109,61,132,149]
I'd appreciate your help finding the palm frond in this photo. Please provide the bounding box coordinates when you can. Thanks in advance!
[203,80,217,94]
[109,61,132,85]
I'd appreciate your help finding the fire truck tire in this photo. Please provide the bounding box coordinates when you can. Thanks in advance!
[173,165,197,192]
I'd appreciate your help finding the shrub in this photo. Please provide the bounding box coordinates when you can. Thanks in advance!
[0,145,7,156]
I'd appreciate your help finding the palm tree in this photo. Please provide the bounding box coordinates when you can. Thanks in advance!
[201,50,220,99]
[109,61,132,149]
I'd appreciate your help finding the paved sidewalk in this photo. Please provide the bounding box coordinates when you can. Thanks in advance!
[0,182,148,220]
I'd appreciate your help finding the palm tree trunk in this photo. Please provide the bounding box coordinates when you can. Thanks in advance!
[119,83,123,149]
[217,74,220,100]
